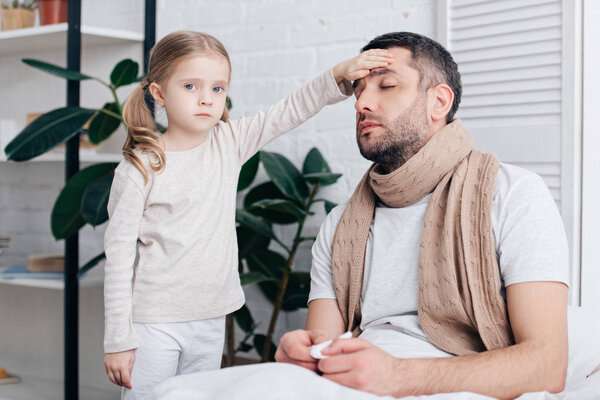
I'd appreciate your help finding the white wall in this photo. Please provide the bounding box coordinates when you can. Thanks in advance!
[0,0,437,390]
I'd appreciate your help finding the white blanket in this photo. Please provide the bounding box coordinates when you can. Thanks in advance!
[150,362,600,400]
[151,306,600,399]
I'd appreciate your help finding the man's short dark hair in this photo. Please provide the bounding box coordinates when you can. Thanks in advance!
[362,32,462,123]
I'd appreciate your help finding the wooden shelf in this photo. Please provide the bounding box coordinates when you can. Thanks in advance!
[0,23,143,55]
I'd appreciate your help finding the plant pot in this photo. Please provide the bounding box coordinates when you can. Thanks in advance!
[1,8,35,31]
[38,0,68,26]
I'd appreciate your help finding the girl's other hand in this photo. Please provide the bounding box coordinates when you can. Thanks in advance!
[332,49,393,83]
[104,349,135,389]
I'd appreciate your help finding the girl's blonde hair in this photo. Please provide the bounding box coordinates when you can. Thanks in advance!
[122,31,231,184]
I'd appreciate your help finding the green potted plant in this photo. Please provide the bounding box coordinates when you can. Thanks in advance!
[229,147,341,363]
[1,0,36,31]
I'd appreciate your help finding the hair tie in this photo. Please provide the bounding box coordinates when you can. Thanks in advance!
[141,78,151,90]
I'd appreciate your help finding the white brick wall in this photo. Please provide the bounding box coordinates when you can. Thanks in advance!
[0,0,437,384]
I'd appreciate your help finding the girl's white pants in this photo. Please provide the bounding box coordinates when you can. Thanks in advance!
[121,316,225,400]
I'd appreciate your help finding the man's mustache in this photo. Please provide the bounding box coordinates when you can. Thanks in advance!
[357,112,386,127]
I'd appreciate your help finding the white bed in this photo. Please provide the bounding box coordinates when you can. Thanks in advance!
[150,307,600,400]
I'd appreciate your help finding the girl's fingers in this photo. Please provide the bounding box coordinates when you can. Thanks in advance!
[361,58,393,66]
[365,53,393,60]
[354,61,390,72]
[347,70,370,81]
[365,55,393,62]
[121,369,132,389]
[107,369,117,386]
[364,49,392,57]
[114,369,123,386]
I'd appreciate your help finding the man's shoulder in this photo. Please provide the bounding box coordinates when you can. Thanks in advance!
[495,162,548,197]
[493,161,555,218]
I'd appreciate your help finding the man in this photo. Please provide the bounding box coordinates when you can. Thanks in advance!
[275,31,569,399]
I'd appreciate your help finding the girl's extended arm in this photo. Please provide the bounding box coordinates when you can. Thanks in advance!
[224,50,392,164]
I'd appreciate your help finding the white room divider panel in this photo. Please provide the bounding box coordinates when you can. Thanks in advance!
[438,0,582,304]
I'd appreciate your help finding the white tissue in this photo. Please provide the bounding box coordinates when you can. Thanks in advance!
[310,331,353,359]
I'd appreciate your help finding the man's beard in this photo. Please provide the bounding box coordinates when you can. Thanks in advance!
[356,94,429,173]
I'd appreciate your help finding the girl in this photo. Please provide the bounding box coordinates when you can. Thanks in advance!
[103,30,391,399]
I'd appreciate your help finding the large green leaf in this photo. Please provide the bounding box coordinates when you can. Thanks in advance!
[235,209,278,243]
[243,181,285,207]
[303,172,342,186]
[246,250,286,281]
[253,334,277,361]
[243,181,296,224]
[51,163,118,239]
[81,174,114,226]
[110,59,139,88]
[302,147,331,174]
[237,153,260,192]
[5,107,96,161]
[88,103,121,144]
[248,199,307,221]
[22,58,94,81]
[234,305,254,333]
[260,151,308,204]
[237,226,270,260]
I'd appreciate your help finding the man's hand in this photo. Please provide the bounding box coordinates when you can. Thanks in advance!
[332,49,393,84]
[275,329,331,372]
[104,349,135,389]
[318,337,408,397]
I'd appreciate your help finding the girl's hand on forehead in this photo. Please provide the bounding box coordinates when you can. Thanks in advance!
[333,49,394,84]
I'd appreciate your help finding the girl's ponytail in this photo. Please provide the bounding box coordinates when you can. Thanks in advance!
[122,81,165,185]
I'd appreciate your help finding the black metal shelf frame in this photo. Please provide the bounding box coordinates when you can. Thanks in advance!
[63,2,155,399]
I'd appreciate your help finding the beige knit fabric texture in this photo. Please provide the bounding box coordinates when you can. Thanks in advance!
[331,120,514,355]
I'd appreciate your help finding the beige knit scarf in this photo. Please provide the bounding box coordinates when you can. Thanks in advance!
[331,120,514,355]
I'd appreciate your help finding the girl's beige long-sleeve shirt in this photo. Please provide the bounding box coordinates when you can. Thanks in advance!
[103,69,351,353]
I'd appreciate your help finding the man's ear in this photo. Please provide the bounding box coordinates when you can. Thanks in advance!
[149,82,165,107]
[429,84,454,123]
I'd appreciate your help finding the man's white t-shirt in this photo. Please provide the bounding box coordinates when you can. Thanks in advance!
[308,163,570,359]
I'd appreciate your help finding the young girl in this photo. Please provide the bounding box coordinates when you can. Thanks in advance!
[103,30,392,399]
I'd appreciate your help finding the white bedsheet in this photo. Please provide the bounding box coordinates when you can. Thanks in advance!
[149,362,600,400]
[151,306,600,399]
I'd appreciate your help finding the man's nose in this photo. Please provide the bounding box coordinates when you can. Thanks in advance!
[354,89,377,113]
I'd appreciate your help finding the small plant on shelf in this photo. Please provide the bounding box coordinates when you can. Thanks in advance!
[1,0,37,10]
[1,0,37,31]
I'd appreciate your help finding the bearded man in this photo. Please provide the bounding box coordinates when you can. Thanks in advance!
[275,31,569,399]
